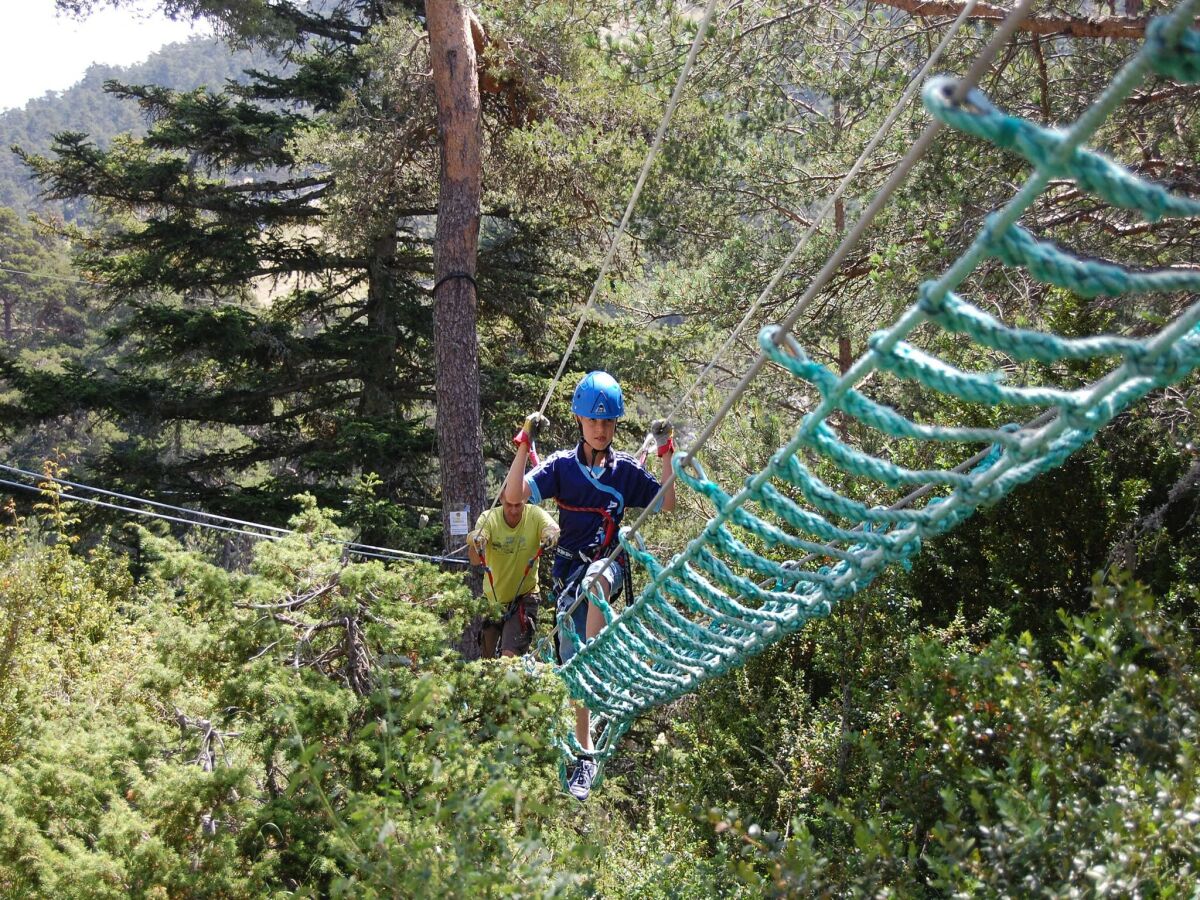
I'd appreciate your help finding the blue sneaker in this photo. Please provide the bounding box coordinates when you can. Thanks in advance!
[567,757,597,802]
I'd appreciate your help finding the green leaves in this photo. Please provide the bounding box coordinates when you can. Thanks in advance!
[0,498,600,896]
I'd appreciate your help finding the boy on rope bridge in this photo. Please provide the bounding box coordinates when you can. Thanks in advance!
[467,495,559,659]
[503,370,675,801]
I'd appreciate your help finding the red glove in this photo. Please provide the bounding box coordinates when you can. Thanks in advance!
[513,412,548,467]
[651,419,675,457]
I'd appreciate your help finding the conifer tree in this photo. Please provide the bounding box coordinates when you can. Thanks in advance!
[2,0,647,540]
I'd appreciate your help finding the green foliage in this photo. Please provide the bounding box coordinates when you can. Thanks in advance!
[0,495,131,760]
[653,576,1200,897]
[0,437,1196,898]
[915,575,1200,895]
[0,497,629,897]
[318,663,587,898]
[0,206,109,371]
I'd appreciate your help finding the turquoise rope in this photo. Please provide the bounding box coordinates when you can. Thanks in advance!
[985,223,1200,299]
[555,5,1200,772]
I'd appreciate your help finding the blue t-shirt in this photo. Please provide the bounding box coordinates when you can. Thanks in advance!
[526,442,661,579]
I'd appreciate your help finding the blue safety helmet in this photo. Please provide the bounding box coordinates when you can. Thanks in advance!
[571,371,625,419]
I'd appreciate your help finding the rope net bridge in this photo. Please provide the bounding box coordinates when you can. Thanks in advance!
[547,5,1200,767]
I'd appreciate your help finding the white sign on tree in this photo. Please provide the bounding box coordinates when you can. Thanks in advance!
[448,507,470,536]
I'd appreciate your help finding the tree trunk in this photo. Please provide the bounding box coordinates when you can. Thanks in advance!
[358,231,401,494]
[427,0,486,656]
[359,231,400,421]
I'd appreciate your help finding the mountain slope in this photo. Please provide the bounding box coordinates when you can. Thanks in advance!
[0,35,278,216]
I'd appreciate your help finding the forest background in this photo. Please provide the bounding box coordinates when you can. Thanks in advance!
[0,0,1198,896]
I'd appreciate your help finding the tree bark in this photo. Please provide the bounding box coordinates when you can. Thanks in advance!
[359,230,400,421]
[872,0,1182,39]
[357,230,403,499]
[427,0,486,656]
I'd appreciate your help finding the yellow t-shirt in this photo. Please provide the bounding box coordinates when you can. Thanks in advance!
[474,504,555,606]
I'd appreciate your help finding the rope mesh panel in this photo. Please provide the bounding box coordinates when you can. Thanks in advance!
[549,5,1200,769]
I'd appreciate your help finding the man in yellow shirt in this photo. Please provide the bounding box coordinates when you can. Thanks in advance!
[468,496,559,658]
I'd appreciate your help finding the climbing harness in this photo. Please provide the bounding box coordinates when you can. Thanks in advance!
[479,541,549,657]
[499,546,547,644]
[554,499,619,560]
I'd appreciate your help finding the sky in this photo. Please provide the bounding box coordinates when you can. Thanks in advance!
[0,1,211,113]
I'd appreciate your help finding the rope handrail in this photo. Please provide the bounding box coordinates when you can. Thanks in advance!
[536,0,722,416]
[471,1,724,555]
[659,0,984,427]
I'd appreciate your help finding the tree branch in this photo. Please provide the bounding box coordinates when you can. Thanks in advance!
[870,0,1185,39]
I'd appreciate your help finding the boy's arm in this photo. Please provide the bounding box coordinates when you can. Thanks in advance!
[652,419,677,513]
[503,446,532,504]
[504,412,547,503]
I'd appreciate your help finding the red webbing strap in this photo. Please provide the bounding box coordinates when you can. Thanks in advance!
[478,547,496,595]
[553,499,617,560]
[516,545,545,630]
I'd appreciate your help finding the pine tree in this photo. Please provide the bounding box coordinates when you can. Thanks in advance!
[3,0,651,541]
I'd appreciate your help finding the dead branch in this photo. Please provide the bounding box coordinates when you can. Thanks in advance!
[173,709,241,772]
[234,580,337,611]
[1108,458,1200,570]
[870,0,1191,39]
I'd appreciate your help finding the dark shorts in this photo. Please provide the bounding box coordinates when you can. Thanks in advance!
[482,592,540,656]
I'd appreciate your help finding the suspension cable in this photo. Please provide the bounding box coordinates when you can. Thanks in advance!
[659,0,983,427]
[0,466,469,566]
[0,462,292,534]
[0,264,102,285]
[536,0,722,416]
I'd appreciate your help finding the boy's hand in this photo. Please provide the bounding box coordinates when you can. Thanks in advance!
[651,419,675,457]
[513,412,549,449]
